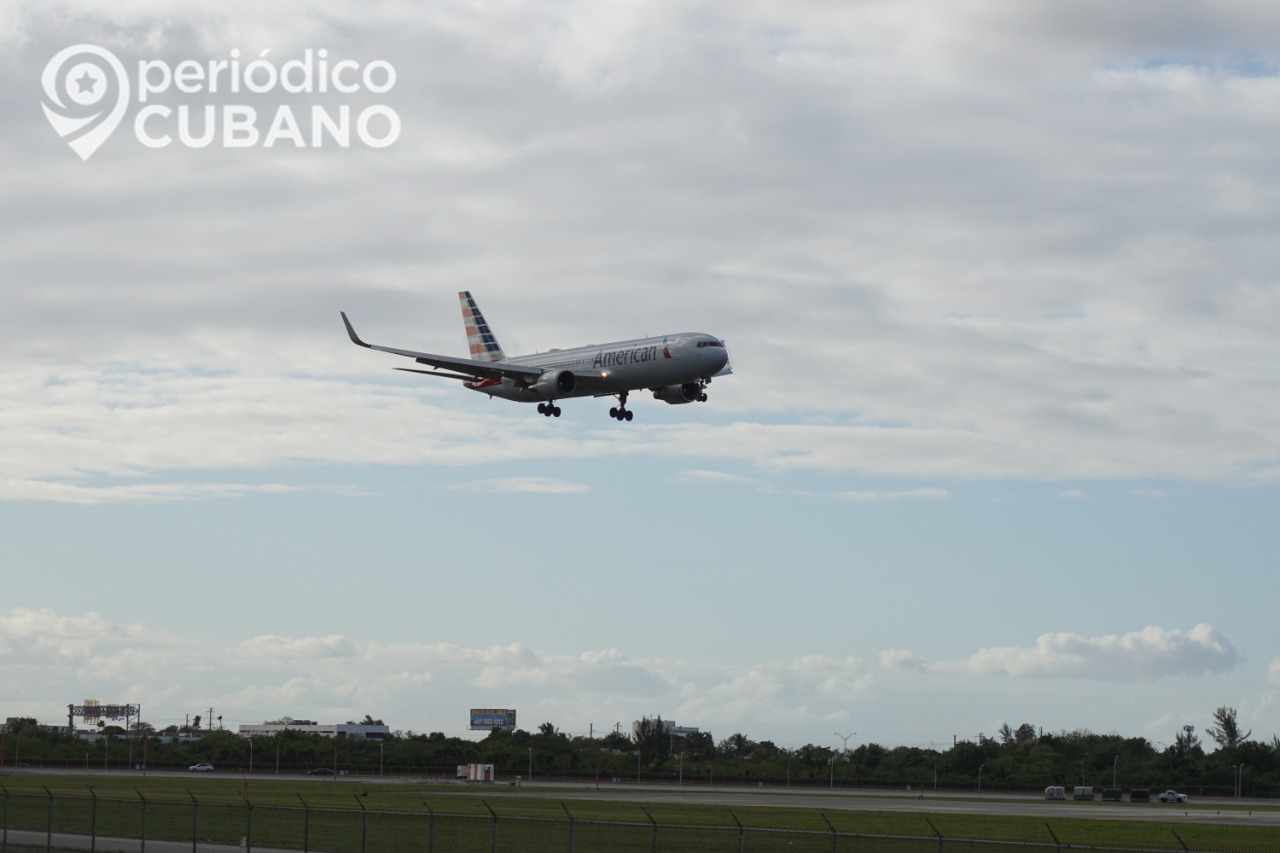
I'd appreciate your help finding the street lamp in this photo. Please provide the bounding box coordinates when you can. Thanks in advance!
[1112,755,1118,788]
[828,757,834,789]
[379,741,384,777]
[978,763,985,795]
[248,737,254,776]
[528,747,532,781]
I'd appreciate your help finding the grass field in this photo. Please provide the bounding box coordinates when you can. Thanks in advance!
[1,773,1275,851]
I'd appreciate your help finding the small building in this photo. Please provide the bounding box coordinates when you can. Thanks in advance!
[238,722,390,740]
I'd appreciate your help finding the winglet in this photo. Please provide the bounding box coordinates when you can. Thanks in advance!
[340,312,371,348]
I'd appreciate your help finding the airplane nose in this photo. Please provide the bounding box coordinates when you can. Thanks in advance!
[714,342,731,373]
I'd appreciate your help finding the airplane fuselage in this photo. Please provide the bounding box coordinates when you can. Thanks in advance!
[469,332,728,402]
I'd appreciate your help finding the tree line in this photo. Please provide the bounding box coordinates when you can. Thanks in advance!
[2,707,1274,796]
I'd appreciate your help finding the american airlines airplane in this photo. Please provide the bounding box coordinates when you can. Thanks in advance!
[341,291,732,421]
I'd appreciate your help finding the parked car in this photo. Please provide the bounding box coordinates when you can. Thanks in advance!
[188,763,214,772]
[1158,790,1188,803]
[1044,786,1065,800]
[306,768,333,775]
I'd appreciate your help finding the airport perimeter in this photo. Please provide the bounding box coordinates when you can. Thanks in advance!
[0,786,1266,853]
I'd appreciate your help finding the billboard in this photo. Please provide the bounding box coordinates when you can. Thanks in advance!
[469,708,517,731]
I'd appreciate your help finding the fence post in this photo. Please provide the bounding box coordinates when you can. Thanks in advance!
[420,801,434,853]
[296,794,310,853]
[925,817,943,853]
[41,784,53,853]
[134,788,148,853]
[353,795,367,853]
[86,786,97,853]
[1044,822,1062,853]
[482,801,498,853]
[820,811,837,853]
[186,789,198,853]
[560,803,574,853]
[240,791,253,853]
[640,807,657,853]
[728,809,745,853]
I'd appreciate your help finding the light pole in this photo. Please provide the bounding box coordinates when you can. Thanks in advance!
[833,732,855,790]
[678,753,683,786]
[379,741,384,777]
[828,757,834,789]
[528,747,532,781]
[248,737,254,776]
[978,763,985,795]
[1112,755,1118,788]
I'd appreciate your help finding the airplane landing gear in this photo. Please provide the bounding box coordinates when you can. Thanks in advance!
[608,392,634,422]
[537,402,561,417]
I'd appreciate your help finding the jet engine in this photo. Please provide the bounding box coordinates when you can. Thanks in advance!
[653,383,700,404]
[533,370,576,398]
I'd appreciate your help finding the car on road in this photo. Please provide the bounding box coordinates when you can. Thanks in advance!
[306,768,333,775]
[1158,789,1188,803]
[188,763,214,772]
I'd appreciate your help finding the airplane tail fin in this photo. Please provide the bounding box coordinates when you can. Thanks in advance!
[458,291,508,362]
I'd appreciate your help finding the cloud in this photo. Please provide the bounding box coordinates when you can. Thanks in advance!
[237,634,357,660]
[880,649,928,672]
[918,624,1241,681]
[833,488,951,503]
[0,479,367,504]
[450,477,591,494]
[0,607,179,664]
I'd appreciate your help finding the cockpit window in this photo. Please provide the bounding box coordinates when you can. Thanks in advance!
[697,340,724,348]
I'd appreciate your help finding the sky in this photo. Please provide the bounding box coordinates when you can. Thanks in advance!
[3,1,1280,753]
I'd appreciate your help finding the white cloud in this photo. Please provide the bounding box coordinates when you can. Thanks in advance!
[925,624,1241,681]
[0,479,366,504]
[450,477,591,494]
[237,634,357,660]
[833,488,951,503]
[880,649,928,672]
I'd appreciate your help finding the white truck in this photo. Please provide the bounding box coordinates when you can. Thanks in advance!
[1158,789,1188,803]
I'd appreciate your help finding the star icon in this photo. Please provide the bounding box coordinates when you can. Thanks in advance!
[74,69,98,95]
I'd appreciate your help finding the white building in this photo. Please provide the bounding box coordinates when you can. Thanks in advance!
[238,721,390,740]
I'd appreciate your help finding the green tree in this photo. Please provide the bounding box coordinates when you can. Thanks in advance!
[1206,706,1251,750]
[633,717,670,768]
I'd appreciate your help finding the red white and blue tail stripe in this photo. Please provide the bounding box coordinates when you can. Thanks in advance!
[458,290,507,362]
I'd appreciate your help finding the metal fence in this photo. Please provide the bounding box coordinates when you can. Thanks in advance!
[0,787,1244,853]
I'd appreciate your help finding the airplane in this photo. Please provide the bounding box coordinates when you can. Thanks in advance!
[341,291,732,421]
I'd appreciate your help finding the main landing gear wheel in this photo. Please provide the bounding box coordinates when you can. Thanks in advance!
[608,392,633,422]
[537,402,561,417]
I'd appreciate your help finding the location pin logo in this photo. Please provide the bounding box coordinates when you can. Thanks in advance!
[41,44,130,161]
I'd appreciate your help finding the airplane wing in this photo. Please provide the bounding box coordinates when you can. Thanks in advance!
[341,312,543,383]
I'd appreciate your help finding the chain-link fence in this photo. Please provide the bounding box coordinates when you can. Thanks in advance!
[0,787,1246,853]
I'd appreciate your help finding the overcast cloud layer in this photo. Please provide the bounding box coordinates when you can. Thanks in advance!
[3,1,1279,747]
